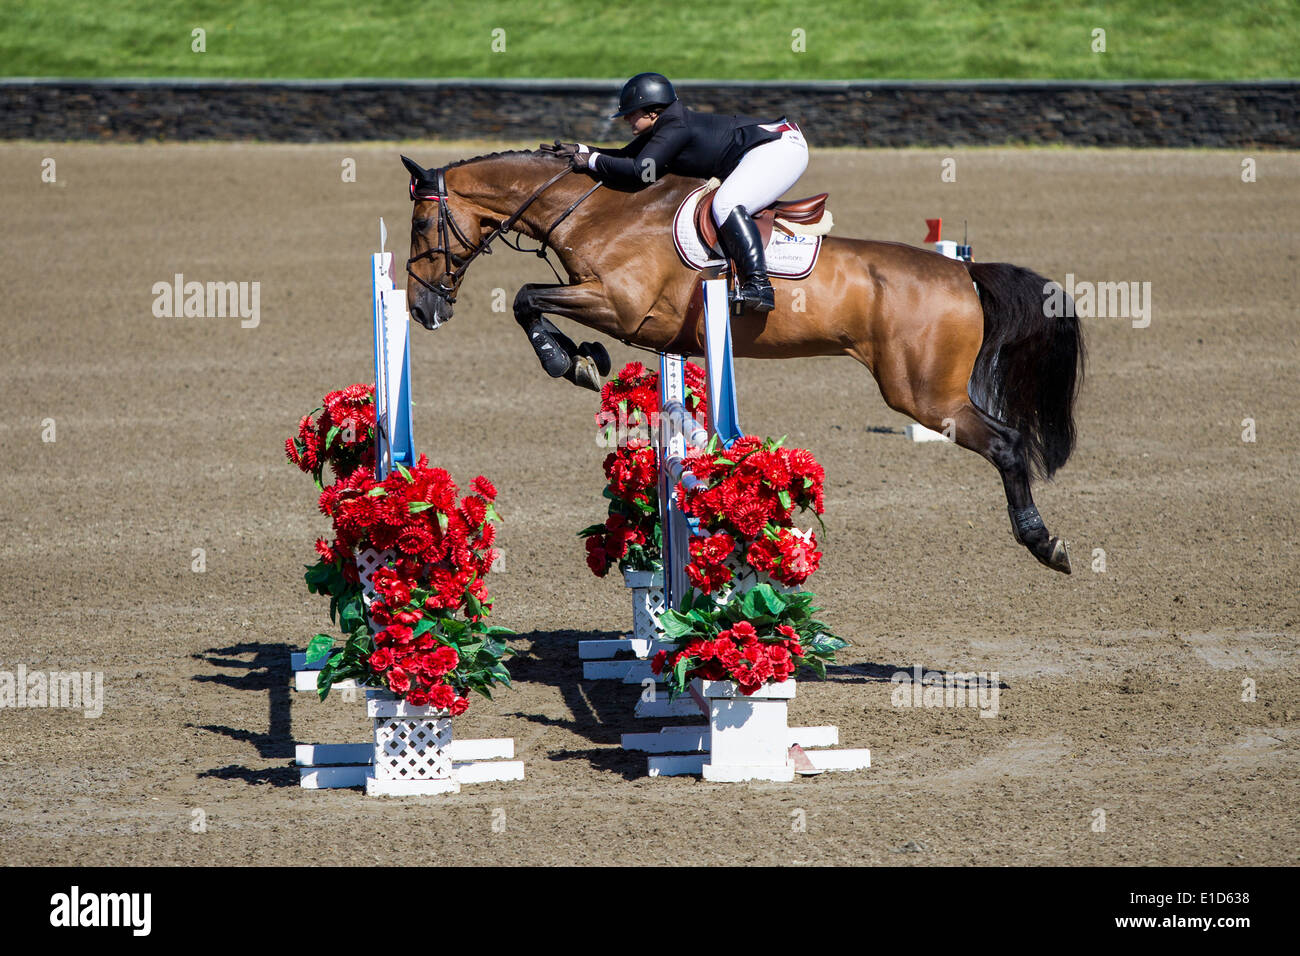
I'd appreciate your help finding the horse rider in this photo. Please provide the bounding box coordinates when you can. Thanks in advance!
[555,72,810,313]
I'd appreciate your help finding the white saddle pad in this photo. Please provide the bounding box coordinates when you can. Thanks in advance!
[672,185,822,279]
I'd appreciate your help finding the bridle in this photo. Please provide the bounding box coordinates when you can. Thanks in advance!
[406,162,602,311]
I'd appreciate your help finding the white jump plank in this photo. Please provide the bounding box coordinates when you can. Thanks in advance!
[648,754,707,776]
[295,738,513,768]
[803,749,871,772]
[582,660,639,680]
[366,774,459,796]
[453,760,525,784]
[578,638,653,660]
[622,726,709,753]
[296,743,371,766]
[299,765,368,789]
[623,725,838,753]
[786,726,839,748]
[702,762,796,783]
[294,671,360,693]
[635,696,706,719]
[619,661,658,683]
[447,739,515,761]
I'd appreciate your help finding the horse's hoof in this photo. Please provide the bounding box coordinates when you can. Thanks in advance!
[578,341,611,377]
[568,355,604,392]
[1039,536,1071,574]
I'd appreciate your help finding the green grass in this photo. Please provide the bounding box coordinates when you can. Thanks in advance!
[2,0,1297,80]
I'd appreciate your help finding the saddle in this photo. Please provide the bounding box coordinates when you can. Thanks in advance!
[694,182,832,255]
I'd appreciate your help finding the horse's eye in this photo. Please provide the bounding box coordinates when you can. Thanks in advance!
[413,218,433,231]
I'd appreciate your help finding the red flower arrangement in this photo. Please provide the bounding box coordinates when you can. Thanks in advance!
[285,383,377,489]
[290,385,512,709]
[677,435,826,592]
[654,437,844,696]
[579,360,707,576]
[653,583,846,696]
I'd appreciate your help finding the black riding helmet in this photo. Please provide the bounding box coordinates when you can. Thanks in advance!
[610,72,677,119]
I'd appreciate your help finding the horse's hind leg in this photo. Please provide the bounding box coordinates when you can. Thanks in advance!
[944,402,1072,573]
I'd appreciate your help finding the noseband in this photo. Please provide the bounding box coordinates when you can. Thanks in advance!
[406,164,594,309]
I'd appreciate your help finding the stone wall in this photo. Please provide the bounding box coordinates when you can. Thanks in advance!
[3,79,1295,147]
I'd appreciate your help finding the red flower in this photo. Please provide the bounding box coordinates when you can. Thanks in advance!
[381,624,414,646]
[429,684,456,710]
[730,621,758,643]
[431,645,459,676]
[774,529,821,585]
[462,495,488,527]
[471,476,497,500]
[396,524,435,557]
[650,650,669,675]
[369,647,395,672]
[585,535,610,577]
[386,668,411,694]
[450,695,469,716]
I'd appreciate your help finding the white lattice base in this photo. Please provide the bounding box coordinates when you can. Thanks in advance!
[623,679,870,782]
[580,568,669,680]
[297,690,524,794]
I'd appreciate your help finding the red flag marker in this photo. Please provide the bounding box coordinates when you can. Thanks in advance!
[924,218,942,243]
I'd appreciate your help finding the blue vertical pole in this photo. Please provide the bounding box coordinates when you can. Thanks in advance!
[372,250,415,480]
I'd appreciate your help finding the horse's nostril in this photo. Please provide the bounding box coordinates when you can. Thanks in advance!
[411,305,427,328]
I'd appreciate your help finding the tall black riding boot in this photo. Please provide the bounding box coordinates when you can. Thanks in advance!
[717,206,775,313]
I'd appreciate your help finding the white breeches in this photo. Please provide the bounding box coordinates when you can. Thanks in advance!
[712,127,810,226]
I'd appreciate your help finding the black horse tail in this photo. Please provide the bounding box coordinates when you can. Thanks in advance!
[965,262,1085,481]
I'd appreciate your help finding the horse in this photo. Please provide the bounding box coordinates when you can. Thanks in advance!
[399,150,1084,574]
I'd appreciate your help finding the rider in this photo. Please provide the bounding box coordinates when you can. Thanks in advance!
[561,72,809,313]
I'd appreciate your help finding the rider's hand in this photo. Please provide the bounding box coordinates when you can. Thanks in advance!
[569,151,591,172]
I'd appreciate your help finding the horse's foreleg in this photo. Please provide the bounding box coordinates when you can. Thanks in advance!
[513,282,618,391]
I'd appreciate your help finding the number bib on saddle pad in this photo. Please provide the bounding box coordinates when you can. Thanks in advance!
[672,184,822,280]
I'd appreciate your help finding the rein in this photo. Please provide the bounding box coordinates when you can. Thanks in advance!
[406,163,601,303]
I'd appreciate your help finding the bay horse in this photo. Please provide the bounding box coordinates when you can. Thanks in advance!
[400,150,1084,574]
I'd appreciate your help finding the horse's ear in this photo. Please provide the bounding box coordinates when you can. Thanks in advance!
[401,155,427,180]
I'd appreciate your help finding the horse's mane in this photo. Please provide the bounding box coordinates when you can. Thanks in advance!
[446,149,556,170]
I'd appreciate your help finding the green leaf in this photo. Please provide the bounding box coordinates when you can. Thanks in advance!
[304,634,335,666]
[464,595,484,620]
[409,501,434,513]
[396,463,413,482]
[325,424,341,450]
[339,596,366,634]
[316,661,336,700]
[672,654,693,693]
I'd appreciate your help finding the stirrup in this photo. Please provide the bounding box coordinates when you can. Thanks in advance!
[730,274,775,313]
